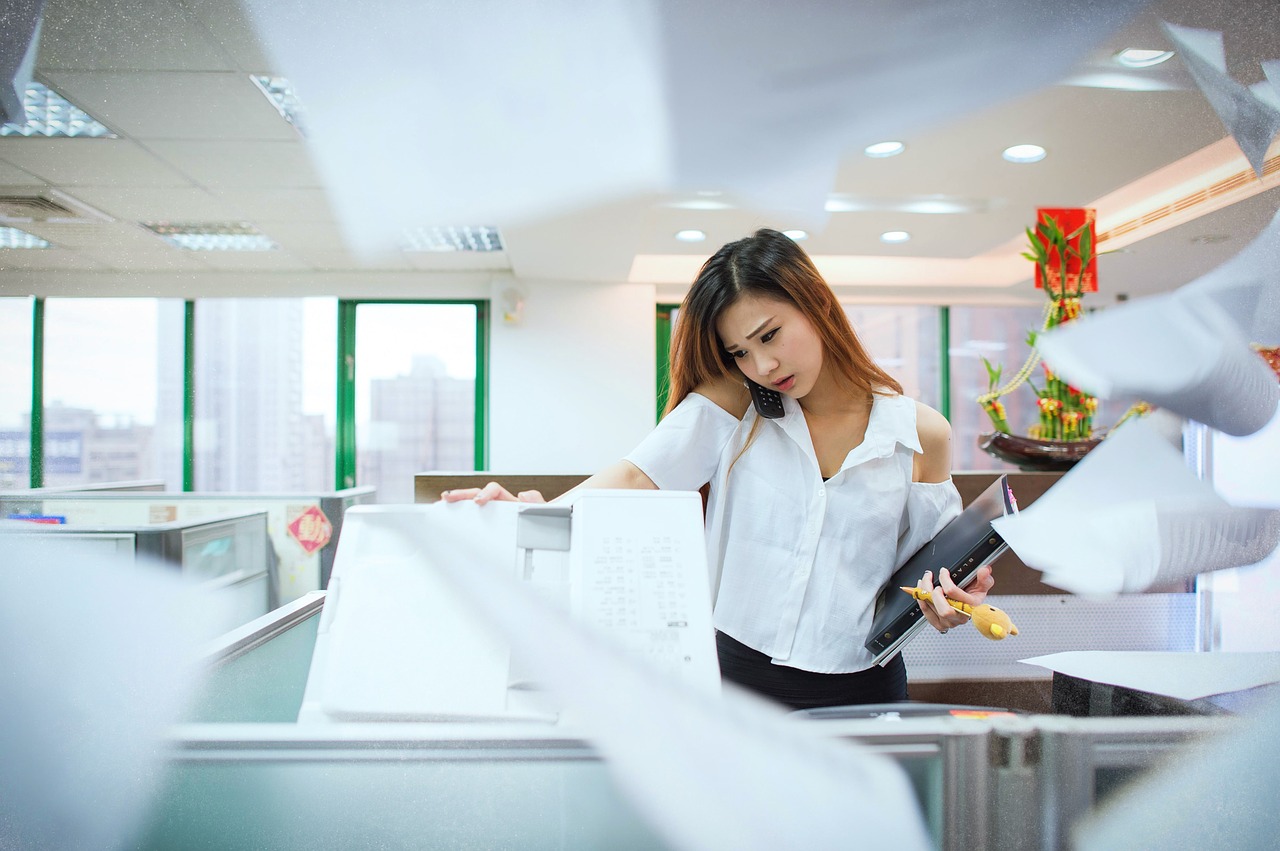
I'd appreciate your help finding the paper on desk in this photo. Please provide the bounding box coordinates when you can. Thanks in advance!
[1074,689,1280,849]
[1020,650,1280,701]
[1036,208,1280,437]
[1161,22,1280,179]
[390,499,932,851]
[991,419,1280,595]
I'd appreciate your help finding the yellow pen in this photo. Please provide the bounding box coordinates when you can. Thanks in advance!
[900,586,1020,640]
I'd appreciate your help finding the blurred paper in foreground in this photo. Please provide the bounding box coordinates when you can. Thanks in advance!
[991,419,1280,595]
[0,534,218,851]
[240,0,1146,252]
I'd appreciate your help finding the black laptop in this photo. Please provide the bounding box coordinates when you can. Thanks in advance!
[865,474,1017,664]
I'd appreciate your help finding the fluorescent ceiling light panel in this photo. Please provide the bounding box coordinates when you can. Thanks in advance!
[401,226,504,252]
[1115,49,1175,68]
[250,75,307,135]
[143,222,277,251]
[0,81,116,138]
[0,225,51,248]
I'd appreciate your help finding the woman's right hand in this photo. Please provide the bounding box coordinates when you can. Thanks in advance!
[439,482,546,506]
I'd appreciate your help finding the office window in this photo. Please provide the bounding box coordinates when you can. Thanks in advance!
[355,303,477,504]
[0,297,33,488]
[949,304,1132,470]
[843,305,941,410]
[193,299,336,493]
[42,298,184,488]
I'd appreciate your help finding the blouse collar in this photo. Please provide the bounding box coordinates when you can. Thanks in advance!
[772,392,921,475]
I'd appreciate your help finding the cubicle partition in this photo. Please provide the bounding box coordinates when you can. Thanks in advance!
[0,487,375,603]
[5,511,273,634]
[148,594,1237,851]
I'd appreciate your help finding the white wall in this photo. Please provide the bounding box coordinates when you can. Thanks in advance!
[488,279,657,472]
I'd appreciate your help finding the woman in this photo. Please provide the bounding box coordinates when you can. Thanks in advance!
[444,228,993,709]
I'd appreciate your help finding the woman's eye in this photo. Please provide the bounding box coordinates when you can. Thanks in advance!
[731,350,747,359]
[760,329,778,344]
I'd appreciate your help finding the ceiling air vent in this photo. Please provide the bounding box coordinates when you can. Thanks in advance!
[0,189,114,224]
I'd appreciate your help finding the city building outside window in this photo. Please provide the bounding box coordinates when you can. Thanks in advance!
[41,298,183,489]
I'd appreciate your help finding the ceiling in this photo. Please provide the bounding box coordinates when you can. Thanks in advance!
[0,0,1277,304]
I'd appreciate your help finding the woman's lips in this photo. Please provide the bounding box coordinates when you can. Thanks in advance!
[773,375,796,392]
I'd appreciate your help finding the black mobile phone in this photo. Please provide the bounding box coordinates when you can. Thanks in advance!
[747,380,785,419]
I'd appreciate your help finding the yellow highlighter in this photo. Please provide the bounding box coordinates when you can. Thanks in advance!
[899,586,1020,641]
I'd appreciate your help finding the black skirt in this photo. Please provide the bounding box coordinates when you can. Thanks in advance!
[716,630,908,711]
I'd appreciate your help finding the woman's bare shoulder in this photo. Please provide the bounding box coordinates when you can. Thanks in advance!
[913,400,954,482]
[914,400,952,446]
[693,376,750,418]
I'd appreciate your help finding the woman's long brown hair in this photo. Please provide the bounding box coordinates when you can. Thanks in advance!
[664,228,902,416]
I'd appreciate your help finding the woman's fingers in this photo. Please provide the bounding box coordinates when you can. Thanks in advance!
[918,568,968,632]
[939,565,994,605]
[438,482,520,504]
[516,489,546,503]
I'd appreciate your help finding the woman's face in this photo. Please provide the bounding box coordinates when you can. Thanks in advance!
[715,294,824,398]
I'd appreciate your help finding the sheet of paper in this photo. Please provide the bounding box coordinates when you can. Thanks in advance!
[0,533,226,851]
[242,0,1145,250]
[991,419,1280,594]
[1020,650,1280,701]
[1075,691,1280,849]
[1161,22,1280,178]
[383,495,933,851]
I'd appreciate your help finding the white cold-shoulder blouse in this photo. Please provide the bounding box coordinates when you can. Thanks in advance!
[625,391,961,673]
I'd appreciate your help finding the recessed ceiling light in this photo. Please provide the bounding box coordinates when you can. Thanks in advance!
[0,226,52,249]
[665,198,734,211]
[401,226,504,252]
[144,222,277,251]
[1002,144,1047,164]
[880,230,911,244]
[0,81,115,138]
[1115,49,1175,68]
[782,229,808,242]
[675,229,706,243]
[863,141,906,158]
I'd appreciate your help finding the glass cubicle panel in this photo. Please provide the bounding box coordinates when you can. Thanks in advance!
[193,298,336,493]
[355,303,478,504]
[42,298,184,490]
[842,304,942,410]
[0,296,34,489]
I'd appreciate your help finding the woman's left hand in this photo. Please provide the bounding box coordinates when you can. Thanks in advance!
[916,565,995,634]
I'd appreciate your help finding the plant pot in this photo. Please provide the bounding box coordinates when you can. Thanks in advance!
[977,431,1103,472]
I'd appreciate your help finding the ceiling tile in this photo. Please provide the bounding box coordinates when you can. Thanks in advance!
[65,185,243,221]
[223,188,340,223]
[294,250,414,272]
[146,140,322,188]
[0,161,45,186]
[37,0,236,72]
[0,139,193,187]
[193,250,314,271]
[0,248,109,271]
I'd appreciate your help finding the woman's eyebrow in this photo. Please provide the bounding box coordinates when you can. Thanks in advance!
[722,317,775,350]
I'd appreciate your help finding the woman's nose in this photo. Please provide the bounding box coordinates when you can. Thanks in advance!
[752,352,777,376]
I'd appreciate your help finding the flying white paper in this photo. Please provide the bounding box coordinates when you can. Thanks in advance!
[1073,691,1280,850]
[382,499,933,851]
[991,419,1280,595]
[1161,22,1280,179]
[0,533,225,851]
[240,0,1146,252]
[1037,208,1280,436]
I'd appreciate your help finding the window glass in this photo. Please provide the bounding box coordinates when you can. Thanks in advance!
[948,304,1121,470]
[842,305,941,410]
[0,297,34,488]
[42,298,184,488]
[355,303,478,504]
[194,298,336,492]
